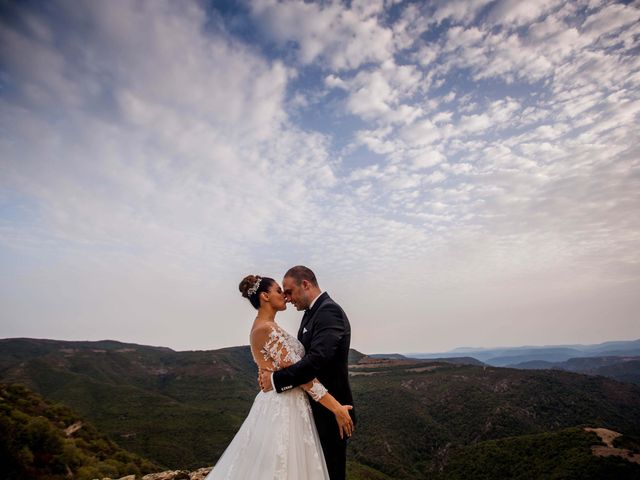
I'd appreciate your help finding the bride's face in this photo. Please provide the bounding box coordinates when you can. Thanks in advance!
[265,282,287,311]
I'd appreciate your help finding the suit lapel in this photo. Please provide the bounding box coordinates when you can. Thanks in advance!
[297,310,309,341]
[298,292,330,344]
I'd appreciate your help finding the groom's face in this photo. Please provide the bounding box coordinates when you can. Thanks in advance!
[282,276,309,311]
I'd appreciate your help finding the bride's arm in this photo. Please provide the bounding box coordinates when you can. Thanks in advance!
[304,381,353,439]
[251,324,354,438]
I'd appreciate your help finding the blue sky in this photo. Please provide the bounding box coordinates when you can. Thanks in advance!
[1,0,639,353]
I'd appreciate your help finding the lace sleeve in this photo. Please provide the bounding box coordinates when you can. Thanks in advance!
[259,325,328,402]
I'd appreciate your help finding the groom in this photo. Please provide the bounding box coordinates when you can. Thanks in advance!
[259,265,355,480]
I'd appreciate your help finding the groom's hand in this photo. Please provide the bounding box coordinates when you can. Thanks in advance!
[258,368,273,392]
[335,405,354,439]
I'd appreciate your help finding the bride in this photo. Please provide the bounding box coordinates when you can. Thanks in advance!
[205,275,354,479]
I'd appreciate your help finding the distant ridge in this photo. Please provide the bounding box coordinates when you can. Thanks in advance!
[512,355,640,384]
[406,339,640,366]
[368,353,484,366]
[0,337,176,355]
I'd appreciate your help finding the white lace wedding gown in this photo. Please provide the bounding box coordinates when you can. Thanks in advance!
[205,323,330,480]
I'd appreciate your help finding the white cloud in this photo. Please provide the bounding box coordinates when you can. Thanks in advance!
[424,170,447,184]
[412,44,439,67]
[348,164,385,182]
[355,128,398,155]
[339,59,423,124]
[324,74,347,89]
[409,150,446,170]
[400,119,441,146]
[433,110,453,123]
[581,2,640,42]
[249,0,394,70]
[488,0,560,27]
[433,0,494,25]
[444,25,485,52]
[1,0,639,353]
[392,3,433,51]
[443,162,473,175]
[346,70,394,116]
[0,0,347,348]
[458,113,492,134]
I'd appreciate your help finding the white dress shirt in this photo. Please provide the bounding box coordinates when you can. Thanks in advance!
[307,291,324,310]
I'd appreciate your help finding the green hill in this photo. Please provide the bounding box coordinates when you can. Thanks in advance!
[0,338,257,469]
[433,427,640,480]
[2,338,640,479]
[0,383,158,480]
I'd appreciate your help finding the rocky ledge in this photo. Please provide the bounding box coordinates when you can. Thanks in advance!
[97,467,213,480]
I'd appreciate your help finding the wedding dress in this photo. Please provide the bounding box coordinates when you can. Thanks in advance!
[205,323,330,480]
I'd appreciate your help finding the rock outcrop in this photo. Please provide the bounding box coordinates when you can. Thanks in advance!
[97,467,213,480]
[585,427,640,464]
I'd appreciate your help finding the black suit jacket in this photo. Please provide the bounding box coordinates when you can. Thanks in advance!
[273,292,355,422]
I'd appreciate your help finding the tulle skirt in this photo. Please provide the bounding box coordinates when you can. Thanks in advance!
[205,388,330,480]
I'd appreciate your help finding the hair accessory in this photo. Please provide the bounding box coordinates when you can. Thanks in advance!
[247,277,262,297]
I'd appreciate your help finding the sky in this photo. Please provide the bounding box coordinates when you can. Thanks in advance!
[1,0,639,354]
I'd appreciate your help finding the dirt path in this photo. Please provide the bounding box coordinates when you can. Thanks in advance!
[584,427,640,465]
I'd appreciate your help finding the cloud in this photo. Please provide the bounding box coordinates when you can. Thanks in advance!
[487,0,560,27]
[410,150,447,170]
[1,0,639,352]
[432,0,494,25]
[0,1,302,254]
[329,59,423,123]
[400,119,441,146]
[0,0,349,348]
[248,0,394,70]
[581,2,640,42]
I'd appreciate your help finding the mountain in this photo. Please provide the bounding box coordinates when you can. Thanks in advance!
[369,353,409,360]
[512,356,640,384]
[0,383,159,480]
[2,337,640,479]
[368,354,484,366]
[593,359,640,384]
[407,339,640,366]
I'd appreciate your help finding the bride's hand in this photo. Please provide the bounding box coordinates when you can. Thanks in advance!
[334,404,354,439]
[258,367,274,392]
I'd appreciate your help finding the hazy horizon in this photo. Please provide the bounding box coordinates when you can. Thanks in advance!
[2,334,638,357]
[1,1,639,354]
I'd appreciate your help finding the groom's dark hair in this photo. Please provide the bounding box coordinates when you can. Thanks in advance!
[284,265,318,287]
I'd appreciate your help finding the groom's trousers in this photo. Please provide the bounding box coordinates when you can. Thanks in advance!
[312,399,349,480]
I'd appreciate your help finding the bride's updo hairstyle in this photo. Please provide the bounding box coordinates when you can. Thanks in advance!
[239,275,275,310]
